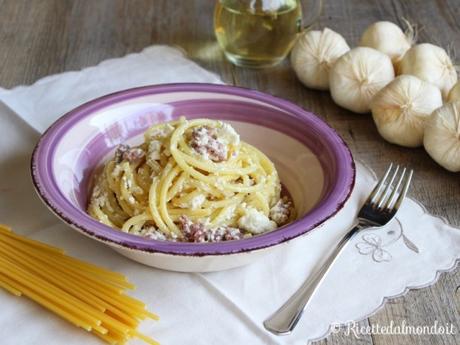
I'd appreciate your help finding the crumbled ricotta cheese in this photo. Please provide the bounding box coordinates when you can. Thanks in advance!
[238,208,277,234]
[93,194,107,208]
[133,186,144,194]
[145,230,167,241]
[95,190,113,212]
[220,204,236,222]
[148,140,162,161]
[121,176,132,189]
[215,178,225,191]
[111,164,122,177]
[106,202,114,213]
[217,122,240,146]
[179,194,206,209]
[147,140,163,174]
[135,226,167,240]
[269,198,291,225]
[148,123,174,140]
[190,194,206,210]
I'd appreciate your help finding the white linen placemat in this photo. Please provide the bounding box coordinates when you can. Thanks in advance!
[0,45,459,345]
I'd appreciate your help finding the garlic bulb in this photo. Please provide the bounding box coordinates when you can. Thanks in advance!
[329,47,395,113]
[371,75,442,147]
[424,101,460,172]
[290,28,350,90]
[448,82,460,103]
[399,43,457,99]
[359,21,413,68]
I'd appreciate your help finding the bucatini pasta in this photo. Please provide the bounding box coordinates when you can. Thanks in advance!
[88,117,295,242]
[0,225,158,345]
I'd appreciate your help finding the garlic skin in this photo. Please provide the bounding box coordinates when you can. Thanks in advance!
[424,101,460,172]
[400,43,457,99]
[371,75,442,147]
[359,21,412,67]
[291,28,350,90]
[447,82,460,103]
[329,47,395,113]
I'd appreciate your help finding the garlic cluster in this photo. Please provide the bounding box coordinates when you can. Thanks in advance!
[359,21,413,70]
[288,21,460,172]
[371,75,442,147]
[291,28,350,90]
[329,47,395,113]
[424,101,460,172]
[448,82,460,103]
[399,43,457,99]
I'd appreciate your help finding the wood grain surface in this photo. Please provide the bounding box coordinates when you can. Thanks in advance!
[0,0,458,344]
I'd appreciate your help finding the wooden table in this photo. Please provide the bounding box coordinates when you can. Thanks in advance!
[0,0,458,344]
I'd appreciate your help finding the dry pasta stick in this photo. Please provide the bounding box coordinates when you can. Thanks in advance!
[0,257,106,329]
[0,274,94,332]
[0,276,22,296]
[54,254,130,281]
[0,225,64,254]
[2,244,141,328]
[0,235,127,294]
[0,240,126,299]
[0,228,159,345]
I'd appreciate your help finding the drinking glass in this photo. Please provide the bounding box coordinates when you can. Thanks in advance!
[214,0,322,68]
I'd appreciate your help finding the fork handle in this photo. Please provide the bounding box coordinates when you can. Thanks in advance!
[263,223,361,335]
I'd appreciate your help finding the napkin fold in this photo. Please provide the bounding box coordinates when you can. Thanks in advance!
[0,45,459,345]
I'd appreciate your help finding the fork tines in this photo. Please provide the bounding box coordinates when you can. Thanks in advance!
[368,163,413,211]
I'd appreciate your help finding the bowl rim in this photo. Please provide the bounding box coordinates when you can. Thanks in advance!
[31,83,355,256]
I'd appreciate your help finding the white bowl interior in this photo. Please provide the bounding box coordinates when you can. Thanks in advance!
[232,122,324,216]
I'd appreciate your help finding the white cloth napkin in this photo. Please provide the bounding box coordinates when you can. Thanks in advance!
[0,46,222,133]
[0,45,459,345]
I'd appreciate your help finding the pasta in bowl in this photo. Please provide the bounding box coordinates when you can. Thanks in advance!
[88,118,295,243]
[31,83,355,272]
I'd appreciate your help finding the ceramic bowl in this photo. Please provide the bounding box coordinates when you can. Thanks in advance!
[31,83,355,272]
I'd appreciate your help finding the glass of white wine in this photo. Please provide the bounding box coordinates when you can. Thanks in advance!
[214,0,322,68]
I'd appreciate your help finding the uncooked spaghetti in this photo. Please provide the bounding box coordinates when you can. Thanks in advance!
[0,225,159,345]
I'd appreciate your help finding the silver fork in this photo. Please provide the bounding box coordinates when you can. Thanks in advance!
[264,164,413,335]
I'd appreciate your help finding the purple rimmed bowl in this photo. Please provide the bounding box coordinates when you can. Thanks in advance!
[31,83,355,272]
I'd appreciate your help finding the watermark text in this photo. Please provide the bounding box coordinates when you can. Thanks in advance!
[331,320,457,338]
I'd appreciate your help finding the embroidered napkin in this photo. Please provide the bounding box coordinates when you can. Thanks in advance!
[0,45,459,345]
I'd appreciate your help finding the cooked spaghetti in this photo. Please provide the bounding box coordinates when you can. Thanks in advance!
[88,117,294,242]
[0,225,158,345]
